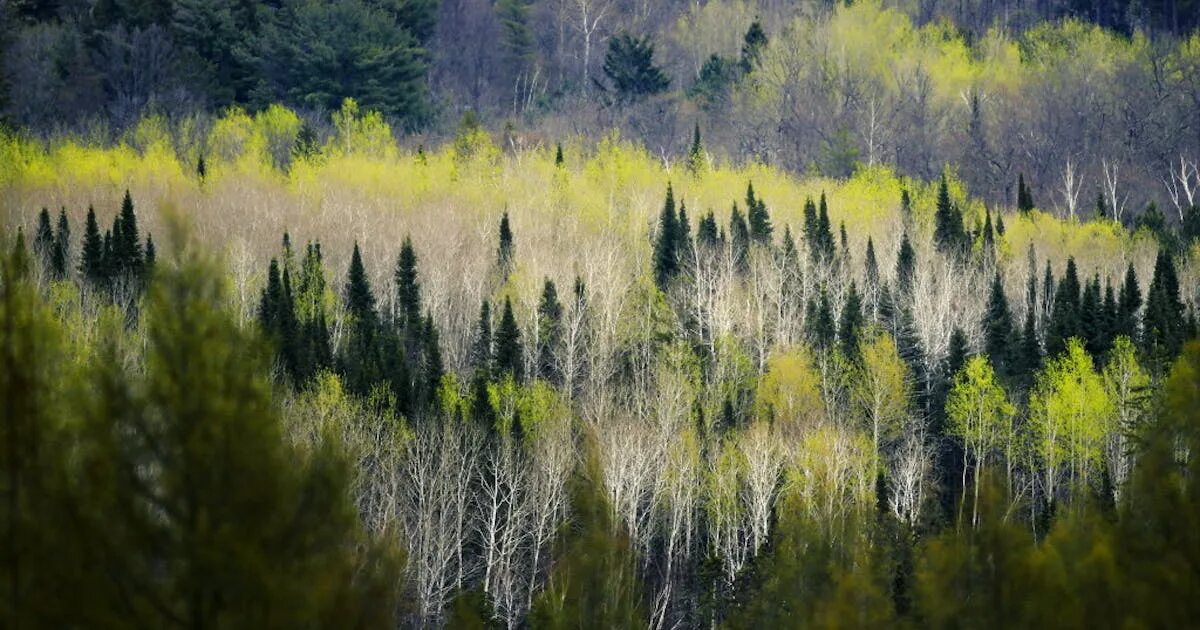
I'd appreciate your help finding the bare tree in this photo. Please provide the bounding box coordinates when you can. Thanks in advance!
[1060,158,1084,220]
[1163,154,1199,220]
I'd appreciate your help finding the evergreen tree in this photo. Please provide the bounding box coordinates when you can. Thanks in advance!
[1142,250,1186,367]
[653,183,680,290]
[51,209,70,280]
[816,192,834,260]
[1118,263,1142,340]
[421,313,444,408]
[729,203,750,268]
[995,212,1005,236]
[33,208,54,271]
[80,206,105,288]
[781,226,799,269]
[698,210,720,249]
[1042,261,1055,329]
[808,289,836,350]
[472,300,493,375]
[934,176,966,256]
[865,237,880,291]
[1017,173,1035,213]
[602,32,670,102]
[1045,257,1082,358]
[1100,280,1117,355]
[803,196,818,251]
[983,272,1014,376]
[537,278,563,383]
[739,20,767,72]
[688,123,704,173]
[143,235,156,275]
[555,142,565,167]
[677,200,692,263]
[1080,274,1104,357]
[747,182,772,245]
[1018,306,1042,380]
[395,235,422,332]
[895,233,916,298]
[112,189,143,281]
[494,296,523,381]
[839,282,864,360]
[341,242,384,395]
[497,211,515,275]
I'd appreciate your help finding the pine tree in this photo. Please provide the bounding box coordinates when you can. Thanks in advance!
[838,282,864,360]
[896,232,916,298]
[33,208,54,272]
[1017,173,1034,213]
[816,192,834,260]
[472,300,493,375]
[688,123,704,174]
[1045,257,1082,358]
[537,278,564,383]
[112,189,143,281]
[729,203,750,268]
[739,20,767,72]
[494,296,524,381]
[341,242,383,395]
[698,211,720,249]
[983,272,1014,375]
[653,184,680,290]
[421,313,444,408]
[865,237,879,291]
[1079,275,1103,357]
[395,235,422,332]
[747,182,772,245]
[497,211,515,275]
[677,201,692,263]
[1118,262,1142,340]
[80,206,105,289]
[51,209,70,280]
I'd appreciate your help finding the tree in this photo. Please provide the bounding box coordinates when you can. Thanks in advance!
[1030,339,1112,506]
[494,296,523,381]
[111,190,143,282]
[807,290,836,351]
[497,211,515,275]
[945,355,1015,527]
[746,182,772,245]
[537,278,563,384]
[395,235,422,332]
[756,345,825,434]
[983,272,1014,376]
[934,176,966,256]
[853,332,912,457]
[688,123,704,173]
[653,183,680,290]
[341,242,383,395]
[1017,173,1035,213]
[895,232,916,298]
[839,283,865,361]
[1101,336,1149,503]
[1141,250,1186,368]
[1117,262,1141,341]
[601,32,669,102]
[1045,257,1082,358]
[739,20,767,72]
[80,206,105,289]
[729,203,749,268]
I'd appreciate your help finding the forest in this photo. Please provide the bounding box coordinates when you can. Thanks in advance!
[3,0,1200,628]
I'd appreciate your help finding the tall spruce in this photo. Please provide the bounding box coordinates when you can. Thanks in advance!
[698,211,720,249]
[729,203,750,268]
[537,278,564,383]
[33,208,54,272]
[688,123,704,173]
[1045,257,1082,358]
[934,176,966,256]
[1118,262,1142,340]
[1142,250,1186,367]
[1017,173,1035,213]
[80,206,105,288]
[746,182,772,245]
[498,211,515,275]
[1080,274,1104,357]
[494,296,524,381]
[112,190,143,281]
[838,282,864,360]
[341,242,384,395]
[896,232,916,297]
[807,289,836,350]
[983,272,1014,375]
[395,235,422,332]
[653,183,680,289]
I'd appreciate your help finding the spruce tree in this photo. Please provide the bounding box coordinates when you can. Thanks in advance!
[395,235,422,332]
[537,278,564,383]
[1118,262,1141,340]
[555,143,565,167]
[677,201,692,263]
[816,192,834,260]
[1042,262,1055,329]
[688,123,704,174]
[739,20,767,72]
[51,209,70,280]
[781,226,799,269]
[729,203,749,268]
[1017,173,1034,213]
[865,237,879,291]
[1142,250,1186,367]
[838,282,864,360]
[33,208,54,272]
[494,296,524,381]
[80,206,105,289]
[1080,275,1103,357]
[113,189,142,281]
[802,197,818,253]
[934,176,966,256]
[747,182,772,245]
[498,211,515,274]
[472,300,493,375]
[807,289,836,350]
[653,184,680,290]
[1018,307,1042,380]
[421,313,444,409]
[698,211,720,249]
[983,272,1014,375]
[1100,280,1117,354]
[342,242,383,395]
[1045,257,1082,358]
[896,232,916,298]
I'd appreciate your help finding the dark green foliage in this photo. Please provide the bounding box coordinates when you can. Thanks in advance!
[395,235,421,332]
[33,207,54,271]
[1017,173,1035,213]
[865,237,879,291]
[51,208,69,279]
[698,210,720,249]
[80,206,105,288]
[804,194,835,262]
[895,232,916,298]
[602,33,670,102]
[746,182,772,245]
[494,297,523,381]
[472,300,493,376]
[1042,261,1055,329]
[1141,249,1186,368]
[537,278,563,383]
[341,242,384,395]
[653,183,680,289]
[934,176,967,257]
[421,313,444,407]
[981,207,995,251]
[676,200,692,263]
[554,143,565,167]
[197,154,207,180]
[1183,204,1200,246]
[807,289,836,351]
[781,225,799,269]
[983,272,1014,375]
[1117,262,1141,340]
[1079,274,1104,357]
[739,20,767,72]
[1018,305,1042,380]
[255,0,433,125]
[729,203,750,268]
[688,123,704,173]
[497,211,515,275]
[839,283,864,360]
[108,190,144,285]
[496,0,535,81]
[1045,257,1082,358]
[1133,203,1179,252]
[689,54,739,107]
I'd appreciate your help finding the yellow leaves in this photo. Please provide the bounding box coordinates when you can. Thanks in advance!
[329,98,397,160]
[756,345,825,435]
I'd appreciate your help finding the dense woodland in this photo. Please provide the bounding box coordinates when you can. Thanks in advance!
[3,0,1200,628]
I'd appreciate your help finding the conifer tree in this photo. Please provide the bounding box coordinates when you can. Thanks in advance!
[698,211,720,249]
[838,282,864,360]
[421,313,444,408]
[33,208,54,272]
[1042,261,1055,329]
[395,235,422,332]
[537,278,563,383]
[1080,275,1103,357]
[896,233,916,298]
[497,211,515,275]
[677,200,692,263]
[51,209,70,280]
[983,272,1014,375]
[803,197,818,250]
[816,192,834,260]
[472,300,493,375]
[653,184,680,290]
[781,226,799,268]
[808,289,836,350]
[934,176,966,256]
[1019,306,1042,380]
[1118,263,1142,340]
[555,143,565,167]
[995,212,1005,236]
[80,206,105,288]
[688,123,704,174]
[1017,173,1034,213]
[112,189,143,281]
[982,208,995,251]
[1142,250,1186,367]
[865,237,879,291]
[494,296,523,381]
[747,182,772,245]
[341,242,384,395]
[1045,257,1082,358]
[729,203,750,268]
[1100,280,1117,354]
[196,154,206,181]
